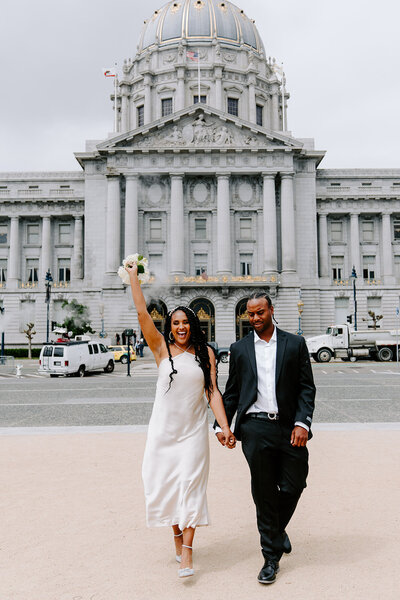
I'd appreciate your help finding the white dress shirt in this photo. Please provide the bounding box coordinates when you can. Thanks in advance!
[247,328,278,414]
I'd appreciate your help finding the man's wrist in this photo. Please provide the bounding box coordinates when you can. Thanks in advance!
[294,421,309,432]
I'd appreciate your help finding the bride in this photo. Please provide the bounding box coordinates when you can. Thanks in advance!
[126,263,236,578]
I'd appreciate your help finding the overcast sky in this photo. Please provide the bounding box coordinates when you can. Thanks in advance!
[1,0,399,172]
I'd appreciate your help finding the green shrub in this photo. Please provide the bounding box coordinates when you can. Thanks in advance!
[2,348,41,358]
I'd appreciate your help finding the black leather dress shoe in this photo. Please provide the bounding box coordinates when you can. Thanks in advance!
[257,560,279,584]
[282,531,292,554]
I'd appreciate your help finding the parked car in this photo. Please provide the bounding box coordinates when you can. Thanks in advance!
[208,342,230,363]
[38,339,114,377]
[107,345,136,364]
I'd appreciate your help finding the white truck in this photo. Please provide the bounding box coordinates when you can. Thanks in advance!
[38,337,114,376]
[306,324,400,363]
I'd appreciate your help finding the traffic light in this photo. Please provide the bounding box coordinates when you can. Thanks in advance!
[347,315,352,324]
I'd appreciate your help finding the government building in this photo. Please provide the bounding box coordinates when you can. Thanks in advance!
[1,0,400,347]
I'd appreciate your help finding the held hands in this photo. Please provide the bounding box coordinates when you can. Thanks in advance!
[290,425,308,447]
[216,427,236,449]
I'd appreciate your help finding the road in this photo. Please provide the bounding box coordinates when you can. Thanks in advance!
[0,358,399,428]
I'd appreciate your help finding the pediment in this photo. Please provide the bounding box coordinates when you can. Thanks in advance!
[97,106,303,153]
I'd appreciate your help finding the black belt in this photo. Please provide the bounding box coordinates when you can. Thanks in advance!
[246,412,279,421]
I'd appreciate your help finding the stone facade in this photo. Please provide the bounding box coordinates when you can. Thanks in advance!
[1,0,399,346]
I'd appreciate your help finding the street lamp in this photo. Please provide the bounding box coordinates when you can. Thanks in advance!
[45,269,53,343]
[297,291,304,336]
[0,306,5,361]
[351,266,358,331]
[99,302,107,338]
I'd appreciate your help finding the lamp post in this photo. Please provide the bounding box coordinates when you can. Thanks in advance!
[0,306,5,361]
[297,290,304,336]
[351,265,358,331]
[99,302,107,338]
[45,269,53,343]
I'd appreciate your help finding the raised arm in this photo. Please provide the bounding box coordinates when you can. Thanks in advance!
[125,264,165,363]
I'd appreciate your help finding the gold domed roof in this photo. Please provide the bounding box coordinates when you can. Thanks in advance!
[139,0,264,54]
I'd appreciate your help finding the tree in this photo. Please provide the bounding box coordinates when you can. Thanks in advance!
[362,310,383,329]
[23,322,36,359]
[60,299,95,338]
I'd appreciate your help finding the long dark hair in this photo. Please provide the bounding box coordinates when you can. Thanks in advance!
[164,306,213,395]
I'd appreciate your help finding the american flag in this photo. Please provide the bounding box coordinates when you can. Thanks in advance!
[186,50,199,62]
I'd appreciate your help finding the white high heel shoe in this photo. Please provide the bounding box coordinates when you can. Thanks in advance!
[178,545,194,578]
[174,532,182,563]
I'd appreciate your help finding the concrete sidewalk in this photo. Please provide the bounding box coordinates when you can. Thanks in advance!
[0,428,399,600]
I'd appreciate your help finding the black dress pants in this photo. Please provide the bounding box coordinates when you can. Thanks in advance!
[240,417,309,562]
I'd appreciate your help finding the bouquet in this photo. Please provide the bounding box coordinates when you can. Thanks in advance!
[118,254,150,285]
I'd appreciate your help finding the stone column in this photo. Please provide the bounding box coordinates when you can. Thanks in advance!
[350,213,361,276]
[40,216,51,282]
[144,74,152,125]
[105,176,121,274]
[125,174,139,257]
[217,174,232,275]
[318,213,329,278]
[8,216,20,288]
[121,90,130,132]
[248,73,256,123]
[73,216,84,280]
[381,213,394,283]
[215,67,223,110]
[169,174,185,275]
[271,92,280,131]
[262,173,277,274]
[176,67,185,111]
[280,173,296,273]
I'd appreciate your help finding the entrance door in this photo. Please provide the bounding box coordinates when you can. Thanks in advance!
[236,298,250,340]
[189,298,215,342]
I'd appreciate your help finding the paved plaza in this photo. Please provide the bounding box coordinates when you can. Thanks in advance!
[0,358,399,599]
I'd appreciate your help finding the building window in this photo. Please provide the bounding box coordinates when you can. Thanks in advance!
[149,218,162,240]
[59,223,71,244]
[148,253,163,277]
[58,258,71,282]
[19,299,35,332]
[330,221,343,242]
[394,256,400,279]
[330,182,341,187]
[227,97,239,116]
[194,254,208,276]
[240,254,252,276]
[363,255,376,280]
[137,105,144,127]
[362,182,372,187]
[256,104,263,126]
[331,255,344,280]
[0,223,7,244]
[0,259,7,283]
[27,223,39,244]
[26,258,39,283]
[194,218,207,240]
[161,98,173,117]
[394,220,400,241]
[239,218,252,239]
[362,220,374,242]
[194,95,206,104]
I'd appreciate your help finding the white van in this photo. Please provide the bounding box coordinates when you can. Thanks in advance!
[38,340,114,377]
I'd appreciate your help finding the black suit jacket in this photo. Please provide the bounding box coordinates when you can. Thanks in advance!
[215,328,316,441]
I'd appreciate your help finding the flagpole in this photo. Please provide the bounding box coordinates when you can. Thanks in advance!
[114,63,118,133]
[198,48,201,102]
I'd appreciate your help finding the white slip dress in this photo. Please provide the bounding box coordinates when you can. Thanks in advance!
[142,351,210,530]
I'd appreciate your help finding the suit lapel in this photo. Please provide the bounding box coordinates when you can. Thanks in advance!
[244,331,257,379]
[275,328,287,384]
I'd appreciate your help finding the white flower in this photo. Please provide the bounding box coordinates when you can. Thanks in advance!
[118,254,151,285]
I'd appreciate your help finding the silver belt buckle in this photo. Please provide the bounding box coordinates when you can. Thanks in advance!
[267,412,278,420]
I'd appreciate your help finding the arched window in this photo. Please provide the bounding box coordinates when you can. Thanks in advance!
[189,298,215,342]
[147,299,168,334]
[235,297,251,340]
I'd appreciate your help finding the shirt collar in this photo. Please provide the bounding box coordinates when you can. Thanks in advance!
[254,327,277,345]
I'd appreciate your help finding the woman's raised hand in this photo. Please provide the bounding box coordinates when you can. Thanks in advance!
[125,262,138,278]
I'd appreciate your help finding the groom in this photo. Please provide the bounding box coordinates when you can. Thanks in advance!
[215,292,315,584]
